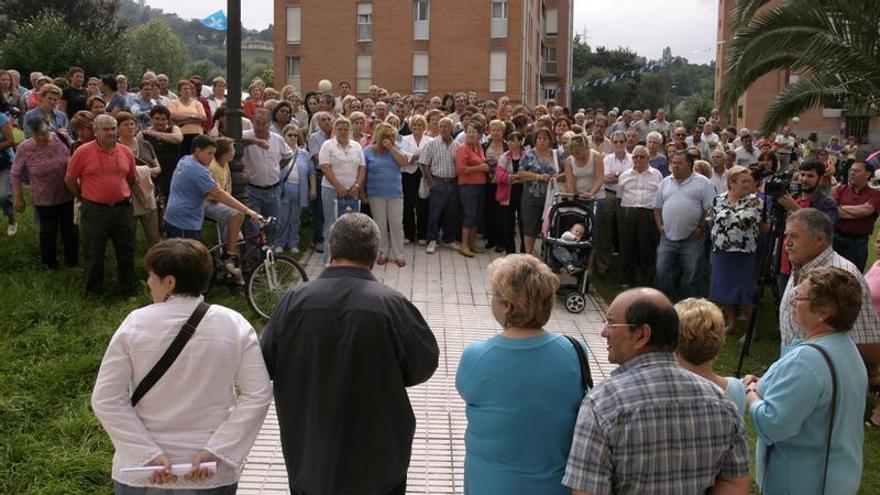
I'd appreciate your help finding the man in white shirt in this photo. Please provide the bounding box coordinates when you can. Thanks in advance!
[710,149,729,193]
[734,128,760,166]
[242,108,294,248]
[618,145,663,287]
[588,116,612,156]
[597,131,634,273]
[697,121,720,160]
[649,108,672,141]
[775,125,796,168]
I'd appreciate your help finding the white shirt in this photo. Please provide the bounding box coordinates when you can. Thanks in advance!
[242,130,293,187]
[710,168,729,194]
[91,296,272,489]
[319,138,365,189]
[618,166,662,208]
[603,152,634,194]
[400,133,434,174]
[734,145,760,166]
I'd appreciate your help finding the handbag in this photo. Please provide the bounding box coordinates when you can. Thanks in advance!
[130,302,211,407]
[564,335,593,391]
[279,149,301,201]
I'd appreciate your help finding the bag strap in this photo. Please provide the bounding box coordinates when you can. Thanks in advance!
[804,342,837,495]
[564,335,594,391]
[279,149,301,185]
[130,302,211,407]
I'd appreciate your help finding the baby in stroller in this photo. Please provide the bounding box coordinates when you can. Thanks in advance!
[552,222,586,275]
[541,195,595,313]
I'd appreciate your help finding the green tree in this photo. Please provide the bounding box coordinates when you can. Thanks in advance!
[721,0,880,134]
[674,91,715,127]
[187,59,224,82]
[0,0,128,41]
[126,19,189,84]
[0,11,126,78]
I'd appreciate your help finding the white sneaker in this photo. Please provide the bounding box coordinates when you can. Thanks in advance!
[426,241,437,254]
[418,239,427,246]
[404,238,412,245]
[6,222,16,236]
[291,247,300,255]
[446,241,461,250]
[273,246,283,254]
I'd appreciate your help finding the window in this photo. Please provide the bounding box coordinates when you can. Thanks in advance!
[490,51,506,92]
[491,0,508,38]
[413,0,430,40]
[286,57,301,89]
[543,46,557,75]
[286,7,301,43]
[544,84,557,102]
[545,8,558,35]
[357,54,372,93]
[413,53,429,92]
[357,3,373,41]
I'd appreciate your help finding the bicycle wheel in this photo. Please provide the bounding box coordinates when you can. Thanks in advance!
[246,254,308,319]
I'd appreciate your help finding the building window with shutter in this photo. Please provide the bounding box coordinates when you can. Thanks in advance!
[286,57,301,89]
[357,55,372,93]
[491,1,508,38]
[413,0,430,40]
[413,53,429,93]
[357,3,373,41]
[544,8,558,36]
[286,7,301,44]
[490,51,506,92]
[543,47,557,75]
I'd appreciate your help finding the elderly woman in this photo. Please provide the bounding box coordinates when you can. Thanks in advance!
[364,122,409,266]
[744,267,867,495]
[400,114,432,245]
[277,124,316,255]
[117,112,161,248]
[457,254,588,494]
[674,298,746,415]
[495,132,526,254]
[482,119,508,251]
[519,127,558,254]
[86,95,107,117]
[11,118,76,267]
[456,121,490,257]
[710,165,767,333]
[23,83,68,138]
[92,238,272,493]
[243,83,263,121]
[270,101,293,135]
[168,80,207,158]
[318,116,366,265]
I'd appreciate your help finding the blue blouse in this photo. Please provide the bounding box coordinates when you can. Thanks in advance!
[456,332,586,495]
[520,149,558,201]
[750,333,866,495]
[725,376,746,417]
[364,145,403,198]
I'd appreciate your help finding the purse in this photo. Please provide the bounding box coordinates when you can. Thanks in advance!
[130,302,211,407]
[564,335,593,391]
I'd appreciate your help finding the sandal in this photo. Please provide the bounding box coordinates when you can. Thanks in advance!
[395,259,406,267]
[376,257,387,265]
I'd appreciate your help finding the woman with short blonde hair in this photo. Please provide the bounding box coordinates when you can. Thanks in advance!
[457,254,587,494]
[364,122,409,266]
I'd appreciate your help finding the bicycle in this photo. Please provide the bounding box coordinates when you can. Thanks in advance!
[205,216,308,319]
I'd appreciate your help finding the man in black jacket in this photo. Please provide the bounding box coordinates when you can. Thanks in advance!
[262,212,439,495]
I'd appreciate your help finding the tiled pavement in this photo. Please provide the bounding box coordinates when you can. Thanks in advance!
[238,243,616,494]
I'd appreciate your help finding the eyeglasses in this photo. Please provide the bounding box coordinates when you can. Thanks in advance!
[604,318,635,330]
[791,287,811,302]
[633,155,649,160]
[612,140,625,144]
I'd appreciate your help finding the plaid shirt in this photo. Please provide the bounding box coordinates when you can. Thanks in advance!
[418,136,458,179]
[781,246,880,347]
[563,352,749,494]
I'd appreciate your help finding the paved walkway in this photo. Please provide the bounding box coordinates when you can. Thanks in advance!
[238,243,615,494]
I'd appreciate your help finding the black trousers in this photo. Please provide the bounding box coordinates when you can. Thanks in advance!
[401,169,428,241]
[291,479,406,495]
[618,206,659,286]
[81,200,135,296]
[36,201,78,269]
[482,183,501,246]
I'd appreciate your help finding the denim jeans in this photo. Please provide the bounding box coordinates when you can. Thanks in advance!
[0,167,13,218]
[656,233,705,302]
[246,184,281,247]
[310,170,325,244]
[425,180,460,242]
[278,182,304,249]
[113,481,238,495]
[320,186,361,264]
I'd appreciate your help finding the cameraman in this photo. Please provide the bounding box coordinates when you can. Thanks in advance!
[833,161,880,271]
[775,159,839,293]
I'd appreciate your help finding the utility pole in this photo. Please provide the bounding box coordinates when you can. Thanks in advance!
[227,0,246,202]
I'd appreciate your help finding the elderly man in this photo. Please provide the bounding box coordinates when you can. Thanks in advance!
[242,108,293,249]
[308,92,338,134]
[646,131,669,176]
[307,111,333,252]
[597,131,633,272]
[654,151,717,301]
[419,117,461,254]
[608,109,632,135]
[833,161,880,271]
[649,108,671,141]
[65,114,137,297]
[779,207,880,398]
[262,213,439,495]
[564,287,750,495]
[617,146,663,288]
[448,92,467,124]
[734,128,760,166]
[775,125,796,168]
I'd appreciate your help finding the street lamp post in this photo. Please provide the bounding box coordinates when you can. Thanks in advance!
[227,0,246,202]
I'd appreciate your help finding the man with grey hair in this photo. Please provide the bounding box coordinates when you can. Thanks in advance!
[420,117,461,253]
[262,212,439,495]
[598,130,634,273]
[734,128,760,166]
[779,208,880,370]
[307,111,334,252]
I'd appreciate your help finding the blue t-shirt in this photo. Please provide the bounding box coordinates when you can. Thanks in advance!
[456,332,586,495]
[106,92,128,114]
[364,145,403,198]
[0,113,13,165]
[654,172,716,241]
[164,155,219,230]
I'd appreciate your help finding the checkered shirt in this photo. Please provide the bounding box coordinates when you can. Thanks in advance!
[781,246,880,346]
[417,137,458,179]
[563,352,750,494]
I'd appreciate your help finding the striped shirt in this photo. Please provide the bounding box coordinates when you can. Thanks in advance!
[418,136,458,179]
[563,352,749,495]
[781,246,880,348]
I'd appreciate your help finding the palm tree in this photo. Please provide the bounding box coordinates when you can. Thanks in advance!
[721,0,880,134]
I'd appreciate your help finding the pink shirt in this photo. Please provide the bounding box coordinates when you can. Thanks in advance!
[455,143,487,186]
[11,137,73,206]
[865,261,880,317]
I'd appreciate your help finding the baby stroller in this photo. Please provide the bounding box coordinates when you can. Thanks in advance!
[541,194,596,313]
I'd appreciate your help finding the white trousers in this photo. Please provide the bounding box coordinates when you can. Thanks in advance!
[370,197,405,261]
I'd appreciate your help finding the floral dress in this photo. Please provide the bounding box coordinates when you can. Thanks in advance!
[711,192,765,253]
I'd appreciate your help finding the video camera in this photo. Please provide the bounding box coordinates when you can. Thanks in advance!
[764,169,802,199]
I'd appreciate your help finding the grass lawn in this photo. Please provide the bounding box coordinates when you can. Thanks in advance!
[0,199,878,493]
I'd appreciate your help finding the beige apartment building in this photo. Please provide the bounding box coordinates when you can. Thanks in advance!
[715,0,879,143]
[273,0,573,106]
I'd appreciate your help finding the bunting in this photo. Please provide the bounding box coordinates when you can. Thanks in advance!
[564,59,674,92]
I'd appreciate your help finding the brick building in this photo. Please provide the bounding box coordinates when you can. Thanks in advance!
[273,0,573,106]
[715,0,879,144]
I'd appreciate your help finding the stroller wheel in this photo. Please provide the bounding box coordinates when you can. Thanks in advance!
[565,291,587,313]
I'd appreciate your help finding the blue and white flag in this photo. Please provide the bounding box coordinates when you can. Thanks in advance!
[201,10,228,31]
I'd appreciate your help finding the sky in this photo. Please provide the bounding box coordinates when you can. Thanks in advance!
[143,0,718,65]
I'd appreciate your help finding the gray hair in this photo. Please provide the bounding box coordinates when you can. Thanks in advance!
[329,213,380,265]
[711,148,727,160]
[787,208,833,244]
[93,114,117,130]
[610,130,626,142]
[646,131,664,144]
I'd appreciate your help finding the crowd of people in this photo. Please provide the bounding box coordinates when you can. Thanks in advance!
[2,65,879,493]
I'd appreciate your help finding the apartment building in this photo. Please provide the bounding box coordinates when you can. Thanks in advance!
[273,0,573,106]
[715,0,879,143]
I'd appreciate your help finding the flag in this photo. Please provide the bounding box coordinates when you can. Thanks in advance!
[201,10,228,31]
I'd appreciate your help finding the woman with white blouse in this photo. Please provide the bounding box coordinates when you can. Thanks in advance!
[400,114,433,245]
[318,117,366,265]
[92,239,272,494]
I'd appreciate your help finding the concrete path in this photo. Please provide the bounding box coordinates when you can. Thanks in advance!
[238,244,615,494]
